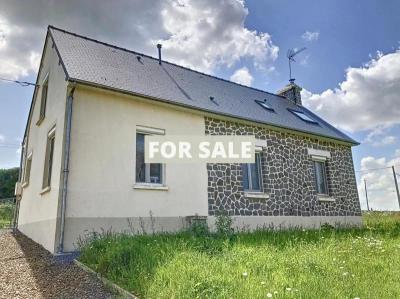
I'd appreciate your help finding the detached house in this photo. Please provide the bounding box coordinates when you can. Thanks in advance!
[15,26,361,254]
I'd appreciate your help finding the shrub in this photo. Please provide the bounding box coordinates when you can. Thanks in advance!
[215,212,233,237]
[189,218,209,237]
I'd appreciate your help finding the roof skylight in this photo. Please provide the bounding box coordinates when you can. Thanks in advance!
[255,99,274,112]
[289,109,318,124]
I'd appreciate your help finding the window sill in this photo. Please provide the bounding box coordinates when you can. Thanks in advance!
[21,182,29,188]
[244,192,270,200]
[317,195,335,202]
[40,186,51,195]
[133,184,169,191]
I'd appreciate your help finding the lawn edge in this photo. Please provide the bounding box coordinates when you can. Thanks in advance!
[73,259,139,299]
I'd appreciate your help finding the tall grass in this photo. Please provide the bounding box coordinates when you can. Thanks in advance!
[79,213,400,298]
[0,203,14,228]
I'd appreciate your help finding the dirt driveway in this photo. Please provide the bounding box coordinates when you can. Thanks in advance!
[0,230,113,298]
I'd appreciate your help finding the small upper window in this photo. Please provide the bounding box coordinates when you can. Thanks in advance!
[314,160,328,195]
[37,75,49,124]
[255,99,274,112]
[289,109,318,124]
[241,152,262,192]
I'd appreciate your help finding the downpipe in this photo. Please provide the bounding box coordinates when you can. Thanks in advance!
[58,84,76,253]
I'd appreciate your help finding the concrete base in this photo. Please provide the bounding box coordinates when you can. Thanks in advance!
[18,219,57,253]
[63,216,189,252]
[208,215,362,232]
[62,215,362,252]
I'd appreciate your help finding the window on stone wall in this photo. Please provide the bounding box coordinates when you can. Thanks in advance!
[242,152,262,192]
[314,160,328,195]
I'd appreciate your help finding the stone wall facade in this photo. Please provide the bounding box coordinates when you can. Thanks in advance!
[205,117,361,217]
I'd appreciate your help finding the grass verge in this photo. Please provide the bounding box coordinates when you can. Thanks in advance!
[79,212,400,298]
[0,203,14,228]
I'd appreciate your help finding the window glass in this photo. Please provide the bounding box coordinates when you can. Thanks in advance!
[136,132,163,184]
[23,155,32,184]
[47,136,55,186]
[290,110,318,124]
[241,163,249,190]
[255,99,274,112]
[43,131,55,189]
[150,163,162,183]
[39,80,48,122]
[242,152,262,192]
[314,161,328,194]
[136,133,145,183]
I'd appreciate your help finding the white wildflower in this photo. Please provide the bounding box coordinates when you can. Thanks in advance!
[286,288,292,291]
[267,293,273,298]
[242,272,248,277]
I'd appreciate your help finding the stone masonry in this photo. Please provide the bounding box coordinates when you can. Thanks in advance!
[206,117,361,217]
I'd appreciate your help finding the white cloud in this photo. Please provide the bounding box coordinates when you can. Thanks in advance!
[0,17,40,79]
[357,152,400,211]
[302,50,400,133]
[395,149,400,157]
[0,0,278,78]
[301,31,319,42]
[230,67,253,86]
[364,127,397,146]
[0,134,4,142]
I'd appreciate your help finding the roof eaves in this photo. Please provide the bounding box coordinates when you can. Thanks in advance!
[69,77,359,146]
[300,106,359,145]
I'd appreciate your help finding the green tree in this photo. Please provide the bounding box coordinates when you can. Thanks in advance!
[0,168,19,199]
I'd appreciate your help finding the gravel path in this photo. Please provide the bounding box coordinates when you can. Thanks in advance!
[0,231,114,298]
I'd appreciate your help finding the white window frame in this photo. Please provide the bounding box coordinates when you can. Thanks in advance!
[242,150,263,192]
[307,148,332,200]
[37,72,49,125]
[134,125,167,190]
[313,160,329,196]
[41,126,56,193]
[22,151,33,187]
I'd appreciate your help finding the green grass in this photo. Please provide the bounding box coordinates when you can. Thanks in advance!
[0,203,14,228]
[79,212,400,298]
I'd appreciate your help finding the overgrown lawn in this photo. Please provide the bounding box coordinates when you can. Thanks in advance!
[0,203,14,228]
[79,212,400,298]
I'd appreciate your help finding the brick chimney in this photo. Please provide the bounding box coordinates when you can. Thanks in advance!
[277,79,302,105]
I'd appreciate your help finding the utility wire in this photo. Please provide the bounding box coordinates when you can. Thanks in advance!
[0,77,38,87]
[356,166,394,172]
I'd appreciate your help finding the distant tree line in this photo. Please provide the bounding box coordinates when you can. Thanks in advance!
[0,168,19,199]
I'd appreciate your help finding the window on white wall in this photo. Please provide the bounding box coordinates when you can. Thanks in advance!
[314,160,328,195]
[42,127,55,189]
[136,131,164,184]
[37,74,49,124]
[242,152,262,192]
[23,152,32,186]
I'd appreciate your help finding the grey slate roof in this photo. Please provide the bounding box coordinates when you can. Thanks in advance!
[48,26,357,145]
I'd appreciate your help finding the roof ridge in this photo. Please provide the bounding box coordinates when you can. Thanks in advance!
[47,25,286,100]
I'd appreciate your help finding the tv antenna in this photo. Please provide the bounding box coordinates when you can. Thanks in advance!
[287,47,306,82]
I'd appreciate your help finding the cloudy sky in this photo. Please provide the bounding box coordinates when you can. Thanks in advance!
[0,0,399,210]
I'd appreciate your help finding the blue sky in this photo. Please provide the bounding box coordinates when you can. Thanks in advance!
[0,0,399,209]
